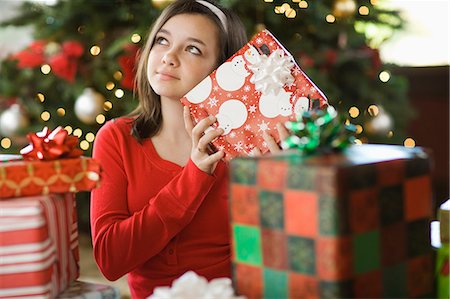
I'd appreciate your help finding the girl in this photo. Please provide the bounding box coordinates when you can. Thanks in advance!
[90,0,288,297]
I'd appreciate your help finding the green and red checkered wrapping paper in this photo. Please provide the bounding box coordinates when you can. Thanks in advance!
[229,144,433,298]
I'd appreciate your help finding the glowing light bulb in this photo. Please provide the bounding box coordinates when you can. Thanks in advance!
[379,71,390,82]
[359,6,369,15]
[106,82,115,90]
[1,138,11,149]
[299,1,308,8]
[103,101,113,111]
[37,93,45,102]
[285,8,296,18]
[86,132,95,142]
[349,106,360,118]
[56,108,66,116]
[355,125,363,134]
[131,34,141,43]
[41,111,51,121]
[73,128,83,137]
[96,114,106,124]
[115,89,124,98]
[368,105,379,117]
[404,138,415,148]
[41,64,51,74]
[90,46,101,56]
[326,14,336,23]
[64,126,73,134]
[114,71,123,80]
[80,140,90,150]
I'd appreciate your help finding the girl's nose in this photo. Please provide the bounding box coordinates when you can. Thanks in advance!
[162,50,179,67]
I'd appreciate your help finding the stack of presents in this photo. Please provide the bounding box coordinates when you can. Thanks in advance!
[0,127,119,298]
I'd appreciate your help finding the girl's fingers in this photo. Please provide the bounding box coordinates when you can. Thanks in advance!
[197,127,224,152]
[183,106,194,137]
[250,147,262,156]
[203,150,224,165]
[276,122,290,142]
[263,131,281,153]
[191,115,217,144]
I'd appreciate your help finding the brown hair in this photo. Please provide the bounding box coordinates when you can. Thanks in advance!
[130,0,247,142]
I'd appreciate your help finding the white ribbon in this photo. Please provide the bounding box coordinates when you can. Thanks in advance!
[148,271,245,299]
[249,48,295,96]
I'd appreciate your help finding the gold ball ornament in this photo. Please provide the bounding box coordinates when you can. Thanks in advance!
[152,0,175,9]
[74,88,105,125]
[332,0,357,18]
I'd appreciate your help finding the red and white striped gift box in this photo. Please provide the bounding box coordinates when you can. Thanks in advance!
[0,193,79,298]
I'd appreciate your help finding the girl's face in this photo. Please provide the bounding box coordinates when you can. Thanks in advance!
[147,13,220,101]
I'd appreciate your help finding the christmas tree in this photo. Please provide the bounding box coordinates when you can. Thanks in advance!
[0,0,410,230]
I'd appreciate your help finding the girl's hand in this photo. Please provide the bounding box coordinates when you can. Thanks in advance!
[251,122,290,156]
[184,106,224,175]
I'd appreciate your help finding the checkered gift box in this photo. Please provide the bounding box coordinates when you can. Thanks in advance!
[229,144,433,298]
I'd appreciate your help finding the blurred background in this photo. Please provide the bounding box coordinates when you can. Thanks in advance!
[0,0,448,296]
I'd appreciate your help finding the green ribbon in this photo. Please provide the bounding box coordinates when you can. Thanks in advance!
[281,106,356,155]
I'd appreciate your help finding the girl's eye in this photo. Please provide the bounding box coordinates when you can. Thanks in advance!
[155,37,169,46]
[187,46,201,55]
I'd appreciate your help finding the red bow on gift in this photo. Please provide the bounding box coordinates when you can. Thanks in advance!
[20,127,83,161]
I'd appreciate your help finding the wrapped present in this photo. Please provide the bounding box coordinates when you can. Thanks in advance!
[0,157,100,199]
[0,126,101,199]
[0,193,79,298]
[435,200,449,299]
[229,144,434,298]
[180,30,328,160]
[56,281,120,299]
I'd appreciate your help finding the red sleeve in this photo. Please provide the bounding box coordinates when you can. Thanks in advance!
[90,121,217,281]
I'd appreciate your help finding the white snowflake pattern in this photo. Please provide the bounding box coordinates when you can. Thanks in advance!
[229,132,237,138]
[244,124,252,131]
[233,141,244,151]
[227,93,232,98]
[261,141,268,148]
[208,97,218,107]
[269,42,275,47]
[199,104,204,108]
[217,145,225,151]
[292,67,301,76]
[243,85,251,92]
[310,87,317,93]
[247,143,255,149]
[257,120,270,132]
[249,105,257,113]
[213,86,219,92]
[242,95,248,101]
[256,37,263,44]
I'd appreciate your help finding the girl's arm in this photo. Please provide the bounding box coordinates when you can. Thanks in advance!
[90,122,217,281]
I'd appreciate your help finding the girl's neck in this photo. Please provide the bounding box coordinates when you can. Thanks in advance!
[158,96,190,143]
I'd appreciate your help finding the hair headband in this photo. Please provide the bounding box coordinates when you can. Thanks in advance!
[196,0,228,33]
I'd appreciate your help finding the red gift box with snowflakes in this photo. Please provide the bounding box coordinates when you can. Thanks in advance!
[180,30,328,160]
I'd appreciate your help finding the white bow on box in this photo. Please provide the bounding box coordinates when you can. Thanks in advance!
[148,271,245,299]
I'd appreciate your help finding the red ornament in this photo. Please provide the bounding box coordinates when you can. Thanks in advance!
[62,41,84,58]
[48,53,79,82]
[118,44,140,90]
[20,127,83,161]
[11,40,46,69]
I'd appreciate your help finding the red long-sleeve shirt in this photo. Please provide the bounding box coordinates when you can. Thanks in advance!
[90,117,231,298]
